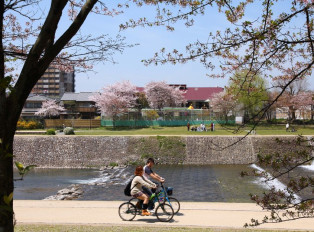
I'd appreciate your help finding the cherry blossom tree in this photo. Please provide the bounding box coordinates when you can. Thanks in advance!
[290,91,314,119]
[274,79,310,120]
[144,81,186,110]
[242,136,314,227]
[0,1,131,230]
[210,91,237,123]
[0,0,313,230]
[91,80,137,127]
[125,0,313,128]
[122,0,314,226]
[35,100,65,118]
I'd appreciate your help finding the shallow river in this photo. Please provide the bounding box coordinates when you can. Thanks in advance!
[14,164,313,202]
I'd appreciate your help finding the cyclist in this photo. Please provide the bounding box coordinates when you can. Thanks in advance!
[130,165,157,216]
[143,158,165,212]
[144,158,165,184]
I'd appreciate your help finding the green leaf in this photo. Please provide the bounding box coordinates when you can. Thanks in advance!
[15,161,24,171]
[24,165,37,173]
[3,192,13,206]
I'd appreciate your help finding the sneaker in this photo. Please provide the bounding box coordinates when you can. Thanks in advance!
[148,209,155,214]
[141,209,151,216]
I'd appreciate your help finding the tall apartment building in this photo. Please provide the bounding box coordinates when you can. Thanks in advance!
[31,66,75,97]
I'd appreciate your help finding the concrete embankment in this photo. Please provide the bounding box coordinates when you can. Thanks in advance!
[13,135,305,168]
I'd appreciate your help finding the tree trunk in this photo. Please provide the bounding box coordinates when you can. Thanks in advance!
[0,125,15,232]
[289,106,296,120]
[224,113,228,124]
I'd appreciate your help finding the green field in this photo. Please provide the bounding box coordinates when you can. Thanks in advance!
[15,225,300,232]
[74,124,314,136]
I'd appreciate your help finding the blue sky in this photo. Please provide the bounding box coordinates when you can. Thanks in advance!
[54,1,314,92]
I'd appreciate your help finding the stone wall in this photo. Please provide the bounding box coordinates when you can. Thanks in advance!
[13,135,305,168]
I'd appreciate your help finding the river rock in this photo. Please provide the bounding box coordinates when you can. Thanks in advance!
[44,185,84,200]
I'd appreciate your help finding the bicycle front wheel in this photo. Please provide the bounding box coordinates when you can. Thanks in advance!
[167,197,180,214]
[118,202,137,221]
[155,203,174,222]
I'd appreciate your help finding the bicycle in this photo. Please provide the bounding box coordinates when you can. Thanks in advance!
[129,182,180,214]
[118,197,174,222]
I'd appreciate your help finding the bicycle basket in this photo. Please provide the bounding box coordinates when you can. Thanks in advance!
[166,187,173,196]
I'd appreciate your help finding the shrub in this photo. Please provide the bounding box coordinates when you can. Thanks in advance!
[46,129,56,135]
[64,127,75,135]
[109,162,118,167]
[146,110,159,120]
[17,120,43,130]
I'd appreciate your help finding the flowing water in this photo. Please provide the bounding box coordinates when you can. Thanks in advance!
[13,164,288,202]
[14,164,313,202]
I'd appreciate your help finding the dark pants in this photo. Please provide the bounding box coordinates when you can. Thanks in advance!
[142,184,157,210]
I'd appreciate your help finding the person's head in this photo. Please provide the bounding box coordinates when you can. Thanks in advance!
[134,165,144,176]
[146,158,155,167]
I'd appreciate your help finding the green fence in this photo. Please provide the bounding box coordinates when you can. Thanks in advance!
[101,120,235,127]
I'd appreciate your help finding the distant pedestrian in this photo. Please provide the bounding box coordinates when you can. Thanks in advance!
[212,122,215,131]
[187,122,190,131]
[286,122,289,132]
[210,123,213,131]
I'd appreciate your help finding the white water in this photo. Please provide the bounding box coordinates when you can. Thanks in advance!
[250,164,301,202]
[73,167,131,185]
[301,136,314,171]
[300,160,314,171]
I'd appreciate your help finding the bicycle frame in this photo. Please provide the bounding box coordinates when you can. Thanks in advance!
[152,183,172,206]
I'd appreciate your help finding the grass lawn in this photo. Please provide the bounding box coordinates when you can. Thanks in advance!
[15,225,301,232]
[74,124,314,136]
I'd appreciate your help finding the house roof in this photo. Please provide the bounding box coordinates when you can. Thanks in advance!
[136,87,144,92]
[184,87,224,101]
[61,92,97,102]
[26,95,52,102]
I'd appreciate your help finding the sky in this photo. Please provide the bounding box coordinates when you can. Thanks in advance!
[44,1,314,92]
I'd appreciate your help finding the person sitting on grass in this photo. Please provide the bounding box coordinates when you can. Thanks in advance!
[130,165,157,216]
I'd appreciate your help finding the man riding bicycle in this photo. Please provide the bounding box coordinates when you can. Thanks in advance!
[143,158,165,212]
[143,158,165,184]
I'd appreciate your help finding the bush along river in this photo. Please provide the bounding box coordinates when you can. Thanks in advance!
[13,162,314,202]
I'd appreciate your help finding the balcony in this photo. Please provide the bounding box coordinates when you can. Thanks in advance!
[65,106,96,113]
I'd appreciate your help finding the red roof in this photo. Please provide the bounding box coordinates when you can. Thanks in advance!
[136,87,145,92]
[136,86,224,101]
[184,87,224,101]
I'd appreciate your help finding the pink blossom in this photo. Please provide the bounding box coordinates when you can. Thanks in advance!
[91,80,137,119]
[35,100,65,118]
[144,81,186,110]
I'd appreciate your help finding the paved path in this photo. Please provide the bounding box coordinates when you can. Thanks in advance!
[14,200,314,230]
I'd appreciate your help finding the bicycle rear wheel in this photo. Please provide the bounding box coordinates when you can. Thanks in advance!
[155,203,174,222]
[129,198,142,210]
[167,197,180,214]
[118,202,137,221]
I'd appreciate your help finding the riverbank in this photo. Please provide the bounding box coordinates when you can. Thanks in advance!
[14,200,314,231]
[13,135,310,168]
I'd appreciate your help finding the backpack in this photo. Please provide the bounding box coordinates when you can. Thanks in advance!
[124,176,136,196]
